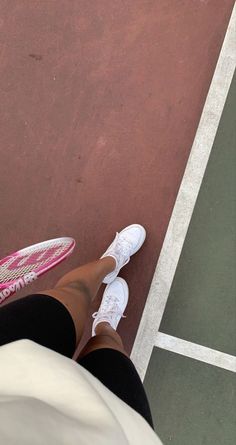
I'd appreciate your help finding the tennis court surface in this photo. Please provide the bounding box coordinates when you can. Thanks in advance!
[0,1,235,443]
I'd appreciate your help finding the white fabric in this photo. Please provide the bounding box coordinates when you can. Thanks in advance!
[0,340,162,444]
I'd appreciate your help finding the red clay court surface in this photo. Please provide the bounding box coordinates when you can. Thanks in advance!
[0,0,234,353]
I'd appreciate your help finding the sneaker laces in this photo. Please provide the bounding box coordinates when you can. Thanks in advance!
[92,295,126,323]
[114,236,133,266]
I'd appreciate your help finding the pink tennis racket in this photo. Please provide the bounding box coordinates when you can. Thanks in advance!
[0,237,75,304]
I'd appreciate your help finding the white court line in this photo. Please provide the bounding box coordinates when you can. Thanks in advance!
[131,4,236,381]
[155,333,236,373]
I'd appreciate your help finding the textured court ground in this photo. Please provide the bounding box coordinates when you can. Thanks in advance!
[0,1,235,444]
[144,72,236,444]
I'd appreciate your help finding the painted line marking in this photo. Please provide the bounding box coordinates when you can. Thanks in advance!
[155,332,236,373]
[131,4,236,381]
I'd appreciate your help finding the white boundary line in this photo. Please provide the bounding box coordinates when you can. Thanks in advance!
[155,333,236,373]
[131,4,236,381]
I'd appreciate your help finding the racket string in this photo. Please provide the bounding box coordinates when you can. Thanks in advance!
[0,241,72,283]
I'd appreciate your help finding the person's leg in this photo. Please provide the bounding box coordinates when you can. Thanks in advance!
[77,322,154,428]
[43,224,146,347]
[76,278,154,428]
[79,321,129,358]
[36,257,116,346]
[0,257,116,358]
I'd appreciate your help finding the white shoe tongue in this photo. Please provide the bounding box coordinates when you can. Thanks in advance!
[117,239,131,257]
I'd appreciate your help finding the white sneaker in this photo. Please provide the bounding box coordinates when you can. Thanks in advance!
[92,278,129,336]
[101,224,146,284]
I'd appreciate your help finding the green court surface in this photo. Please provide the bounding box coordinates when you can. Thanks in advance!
[144,348,236,445]
[144,72,236,444]
[159,72,236,355]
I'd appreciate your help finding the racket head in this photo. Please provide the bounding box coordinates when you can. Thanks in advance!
[0,237,75,303]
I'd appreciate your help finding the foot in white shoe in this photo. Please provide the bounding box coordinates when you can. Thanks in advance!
[92,278,129,336]
[101,224,146,284]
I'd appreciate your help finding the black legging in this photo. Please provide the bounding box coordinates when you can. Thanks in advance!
[0,293,153,428]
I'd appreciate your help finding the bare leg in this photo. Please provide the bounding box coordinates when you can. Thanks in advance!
[37,257,116,346]
[78,321,129,359]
